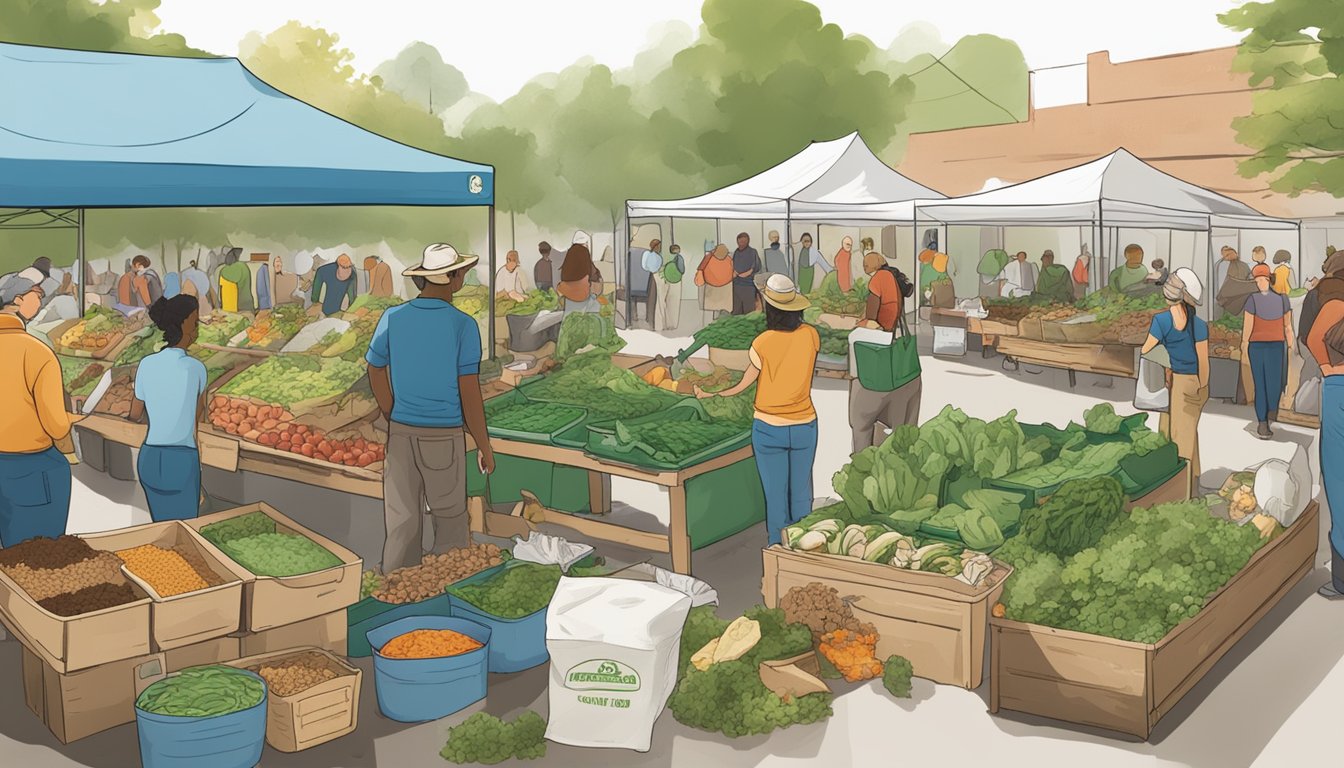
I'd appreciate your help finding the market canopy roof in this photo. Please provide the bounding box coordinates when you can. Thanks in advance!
[627,132,943,222]
[0,42,494,208]
[914,149,1295,231]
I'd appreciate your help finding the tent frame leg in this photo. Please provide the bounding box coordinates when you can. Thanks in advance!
[488,205,496,361]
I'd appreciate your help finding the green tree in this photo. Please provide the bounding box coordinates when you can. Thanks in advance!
[372,42,469,114]
[0,0,206,56]
[1222,0,1344,196]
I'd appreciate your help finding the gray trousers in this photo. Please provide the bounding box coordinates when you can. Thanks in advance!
[382,422,469,572]
[849,376,923,453]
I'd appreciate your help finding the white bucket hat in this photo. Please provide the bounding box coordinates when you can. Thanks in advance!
[760,273,811,311]
[1164,266,1204,306]
[403,243,479,284]
[572,230,591,248]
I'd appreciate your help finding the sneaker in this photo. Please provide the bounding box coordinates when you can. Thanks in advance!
[1319,583,1344,600]
[1255,422,1273,440]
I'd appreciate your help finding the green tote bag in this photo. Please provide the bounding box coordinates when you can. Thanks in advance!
[853,312,921,392]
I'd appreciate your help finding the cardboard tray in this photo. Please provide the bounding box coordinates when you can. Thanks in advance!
[0,563,153,674]
[228,646,362,753]
[237,610,348,657]
[184,503,363,632]
[81,521,246,651]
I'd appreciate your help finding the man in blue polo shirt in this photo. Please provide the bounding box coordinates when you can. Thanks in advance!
[366,243,496,572]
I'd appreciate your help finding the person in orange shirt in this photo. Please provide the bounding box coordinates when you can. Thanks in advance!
[697,274,818,545]
[0,271,79,546]
[834,235,854,293]
[849,252,921,451]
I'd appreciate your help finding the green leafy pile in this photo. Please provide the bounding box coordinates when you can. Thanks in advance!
[807,272,868,315]
[136,666,265,717]
[555,313,625,361]
[218,354,365,408]
[834,425,942,533]
[1083,403,1125,434]
[196,313,250,346]
[440,711,546,764]
[922,488,1025,551]
[199,511,343,577]
[525,351,681,420]
[497,289,561,316]
[486,401,583,434]
[882,655,914,698]
[669,606,831,737]
[996,499,1265,643]
[817,325,850,357]
[997,441,1134,490]
[1130,428,1170,457]
[114,331,161,367]
[695,313,766,350]
[448,563,561,618]
[1077,290,1166,323]
[1018,476,1125,558]
[609,417,743,463]
[59,356,106,398]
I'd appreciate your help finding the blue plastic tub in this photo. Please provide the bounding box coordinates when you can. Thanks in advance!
[446,562,550,673]
[367,616,491,723]
[135,669,267,768]
[347,593,454,658]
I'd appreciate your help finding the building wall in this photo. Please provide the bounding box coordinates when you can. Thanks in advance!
[900,47,1339,221]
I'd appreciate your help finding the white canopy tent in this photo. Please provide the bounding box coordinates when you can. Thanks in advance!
[913,149,1298,310]
[623,132,944,328]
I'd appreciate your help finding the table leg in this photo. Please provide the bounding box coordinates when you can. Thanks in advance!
[588,471,611,515]
[1068,369,1077,388]
[668,484,692,574]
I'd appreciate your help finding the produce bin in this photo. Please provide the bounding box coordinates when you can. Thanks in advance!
[485,387,587,444]
[585,403,751,472]
[184,503,362,632]
[81,521,245,651]
[346,593,453,658]
[0,567,153,674]
[762,545,1012,689]
[990,501,1317,739]
[685,457,766,549]
[368,615,490,723]
[506,312,559,353]
[133,665,268,768]
[1118,444,1181,491]
[446,562,548,673]
[228,647,361,753]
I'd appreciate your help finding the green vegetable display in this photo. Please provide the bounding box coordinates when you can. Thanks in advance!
[1083,403,1125,434]
[1076,289,1167,323]
[609,416,743,463]
[525,352,681,420]
[694,313,765,350]
[807,272,868,315]
[997,441,1134,490]
[1018,476,1125,558]
[996,499,1265,643]
[487,401,583,434]
[197,313,251,346]
[59,356,106,398]
[496,290,561,316]
[448,562,561,618]
[817,325,849,357]
[114,331,161,367]
[440,711,547,764]
[555,313,625,361]
[135,666,265,717]
[669,605,831,737]
[1212,313,1244,333]
[882,655,914,698]
[218,354,365,409]
[199,511,343,577]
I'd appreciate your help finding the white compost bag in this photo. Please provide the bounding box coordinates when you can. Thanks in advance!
[1296,375,1322,417]
[1253,447,1315,528]
[545,578,693,751]
[1134,354,1169,412]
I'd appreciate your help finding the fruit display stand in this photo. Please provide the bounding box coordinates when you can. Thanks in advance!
[989,500,1318,740]
[761,545,1011,689]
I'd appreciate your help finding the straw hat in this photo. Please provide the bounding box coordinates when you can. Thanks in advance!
[760,274,810,311]
[403,243,479,284]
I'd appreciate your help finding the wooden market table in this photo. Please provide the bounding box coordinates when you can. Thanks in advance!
[995,336,1138,384]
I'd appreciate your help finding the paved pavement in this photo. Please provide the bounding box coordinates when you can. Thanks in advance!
[8,333,1335,768]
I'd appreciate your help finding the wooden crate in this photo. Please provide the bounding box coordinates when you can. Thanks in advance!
[762,545,1011,689]
[989,501,1318,740]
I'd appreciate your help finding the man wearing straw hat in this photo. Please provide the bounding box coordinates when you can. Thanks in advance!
[366,244,496,572]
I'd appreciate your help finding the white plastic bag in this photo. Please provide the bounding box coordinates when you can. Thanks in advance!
[279,317,350,353]
[510,532,594,572]
[1134,354,1169,413]
[933,325,967,357]
[1295,375,1322,417]
[613,562,718,607]
[1252,447,1314,527]
[545,578,693,752]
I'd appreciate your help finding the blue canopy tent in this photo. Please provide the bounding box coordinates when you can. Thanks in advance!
[0,41,497,348]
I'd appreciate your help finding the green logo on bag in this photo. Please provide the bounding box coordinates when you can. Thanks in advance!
[565,659,641,692]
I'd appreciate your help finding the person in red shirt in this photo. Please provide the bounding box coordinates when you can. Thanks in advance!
[848,251,920,451]
[861,251,905,332]
[834,236,854,293]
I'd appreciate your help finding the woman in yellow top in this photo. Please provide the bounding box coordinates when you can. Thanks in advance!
[697,274,818,544]
[1272,249,1295,295]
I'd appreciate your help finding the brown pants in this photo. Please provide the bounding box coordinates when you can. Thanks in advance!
[849,377,923,453]
[382,422,468,572]
[1159,373,1208,495]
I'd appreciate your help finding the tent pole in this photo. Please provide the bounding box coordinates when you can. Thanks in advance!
[488,205,496,362]
[76,208,86,317]
[785,201,793,282]
[624,211,632,331]
[1207,218,1214,322]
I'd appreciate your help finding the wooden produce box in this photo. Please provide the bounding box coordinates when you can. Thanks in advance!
[990,501,1318,740]
[185,503,362,632]
[0,568,152,675]
[237,609,348,657]
[22,635,238,744]
[979,318,1021,338]
[48,317,139,361]
[228,647,362,752]
[762,545,1012,689]
[81,521,246,651]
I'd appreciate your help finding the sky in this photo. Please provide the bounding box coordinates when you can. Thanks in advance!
[155,0,1246,102]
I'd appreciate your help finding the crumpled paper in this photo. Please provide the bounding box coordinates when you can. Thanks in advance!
[511,531,594,572]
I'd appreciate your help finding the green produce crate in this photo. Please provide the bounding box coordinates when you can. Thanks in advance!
[465,454,592,514]
[549,466,594,513]
[685,457,765,549]
[1117,443,1180,492]
[585,402,751,472]
[484,388,587,445]
[987,465,1127,508]
[1119,459,1186,499]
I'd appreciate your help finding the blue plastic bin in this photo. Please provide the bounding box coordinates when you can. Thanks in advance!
[446,563,550,673]
[347,593,454,658]
[135,670,267,768]
[367,616,491,723]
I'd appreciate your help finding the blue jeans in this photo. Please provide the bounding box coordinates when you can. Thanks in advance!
[137,445,201,521]
[0,446,71,547]
[752,419,818,546]
[1324,378,1344,586]
[1248,341,1286,422]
